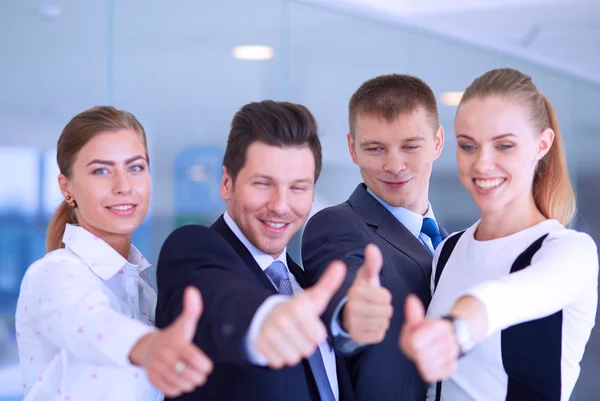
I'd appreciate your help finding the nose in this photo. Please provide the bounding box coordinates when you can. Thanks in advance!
[383,150,406,175]
[112,169,133,195]
[267,186,291,216]
[473,148,495,175]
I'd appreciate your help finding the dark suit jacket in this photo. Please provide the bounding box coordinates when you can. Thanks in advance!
[302,184,446,401]
[155,216,355,401]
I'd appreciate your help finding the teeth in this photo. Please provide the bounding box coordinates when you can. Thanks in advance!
[265,221,285,229]
[475,178,505,190]
[110,205,134,211]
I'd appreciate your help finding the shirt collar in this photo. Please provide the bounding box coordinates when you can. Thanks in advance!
[62,224,151,281]
[223,211,288,271]
[366,187,437,239]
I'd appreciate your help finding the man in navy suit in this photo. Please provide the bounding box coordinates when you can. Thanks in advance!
[155,100,390,400]
[302,74,447,401]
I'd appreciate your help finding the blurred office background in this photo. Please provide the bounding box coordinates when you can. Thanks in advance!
[1,0,599,399]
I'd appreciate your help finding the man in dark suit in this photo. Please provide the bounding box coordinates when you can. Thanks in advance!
[155,100,390,401]
[302,74,447,401]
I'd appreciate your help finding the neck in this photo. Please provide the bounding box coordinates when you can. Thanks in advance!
[476,194,547,240]
[79,222,132,259]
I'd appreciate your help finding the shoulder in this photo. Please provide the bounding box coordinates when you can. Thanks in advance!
[541,221,598,255]
[162,224,230,251]
[306,202,360,231]
[20,248,91,289]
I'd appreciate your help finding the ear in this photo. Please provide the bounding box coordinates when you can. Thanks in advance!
[537,127,555,161]
[433,125,445,161]
[347,132,359,165]
[220,166,233,201]
[58,173,71,199]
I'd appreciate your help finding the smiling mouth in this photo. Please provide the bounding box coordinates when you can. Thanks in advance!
[260,219,289,231]
[473,178,506,191]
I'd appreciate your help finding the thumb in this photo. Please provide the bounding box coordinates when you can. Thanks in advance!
[404,294,425,331]
[361,243,383,287]
[173,286,203,341]
[305,260,346,315]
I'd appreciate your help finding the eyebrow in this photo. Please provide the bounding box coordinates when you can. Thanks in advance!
[360,136,425,147]
[456,133,516,141]
[250,174,313,185]
[86,155,146,167]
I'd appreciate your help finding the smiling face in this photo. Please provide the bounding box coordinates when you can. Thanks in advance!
[221,141,316,259]
[455,95,553,216]
[348,108,444,215]
[59,129,151,244]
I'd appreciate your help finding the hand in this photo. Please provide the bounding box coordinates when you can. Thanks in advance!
[130,286,214,397]
[398,295,459,383]
[255,261,346,369]
[342,244,393,344]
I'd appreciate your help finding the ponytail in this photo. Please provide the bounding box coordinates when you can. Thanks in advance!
[46,201,78,252]
[532,98,576,226]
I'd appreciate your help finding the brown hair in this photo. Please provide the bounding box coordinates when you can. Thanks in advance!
[348,74,439,136]
[222,100,322,182]
[46,106,149,252]
[458,68,576,226]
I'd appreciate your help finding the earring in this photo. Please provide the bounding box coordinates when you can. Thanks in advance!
[65,195,77,209]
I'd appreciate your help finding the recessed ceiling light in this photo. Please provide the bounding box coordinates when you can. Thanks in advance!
[38,5,62,20]
[441,92,464,106]
[232,45,275,61]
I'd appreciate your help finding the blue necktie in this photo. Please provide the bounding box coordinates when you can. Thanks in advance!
[264,261,336,401]
[421,217,442,250]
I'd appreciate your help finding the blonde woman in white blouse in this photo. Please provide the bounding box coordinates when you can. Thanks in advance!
[16,106,213,401]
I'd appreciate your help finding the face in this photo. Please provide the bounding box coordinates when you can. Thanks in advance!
[221,141,315,259]
[455,95,553,215]
[348,108,444,214]
[59,129,151,242]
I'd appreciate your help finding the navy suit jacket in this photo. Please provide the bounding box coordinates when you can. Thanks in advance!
[302,184,446,401]
[155,216,355,401]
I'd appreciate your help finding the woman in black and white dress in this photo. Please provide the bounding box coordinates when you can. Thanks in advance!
[399,68,598,401]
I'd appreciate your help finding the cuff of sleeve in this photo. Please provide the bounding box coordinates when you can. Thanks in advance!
[108,317,157,367]
[462,281,505,339]
[330,297,351,338]
[245,294,290,365]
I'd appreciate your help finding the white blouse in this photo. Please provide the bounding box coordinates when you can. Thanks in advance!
[16,224,161,401]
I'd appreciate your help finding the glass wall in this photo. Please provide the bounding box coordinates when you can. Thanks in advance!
[1,1,598,399]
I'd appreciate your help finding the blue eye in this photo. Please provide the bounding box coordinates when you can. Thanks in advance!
[129,164,144,172]
[92,168,109,175]
[367,147,382,152]
[404,145,420,150]
[498,144,514,150]
[459,144,476,151]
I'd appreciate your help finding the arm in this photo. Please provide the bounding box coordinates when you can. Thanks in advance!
[460,230,598,339]
[303,208,392,354]
[156,225,274,367]
[20,259,155,367]
[400,230,599,383]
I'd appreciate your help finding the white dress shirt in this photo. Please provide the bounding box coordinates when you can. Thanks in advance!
[224,212,339,400]
[16,224,161,401]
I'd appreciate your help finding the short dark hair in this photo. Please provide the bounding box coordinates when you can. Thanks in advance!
[348,74,439,137]
[223,100,322,182]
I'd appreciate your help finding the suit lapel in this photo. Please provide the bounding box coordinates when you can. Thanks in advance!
[287,256,307,288]
[212,216,278,293]
[348,184,433,275]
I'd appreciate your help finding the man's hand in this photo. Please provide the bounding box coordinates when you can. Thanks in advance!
[255,261,346,369]
[342,244,393,344]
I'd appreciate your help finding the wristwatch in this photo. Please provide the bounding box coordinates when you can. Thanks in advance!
[441,315,475,358]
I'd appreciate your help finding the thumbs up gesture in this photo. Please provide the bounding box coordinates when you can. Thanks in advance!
[398,295,460,383]
[342,244,393,344]
[255,261,346,369]
[129,286,214,397]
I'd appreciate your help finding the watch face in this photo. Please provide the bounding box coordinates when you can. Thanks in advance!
[454,319,475,353]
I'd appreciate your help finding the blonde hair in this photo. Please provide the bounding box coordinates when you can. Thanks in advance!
[46,106,149,252]
[458,68,576,226]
